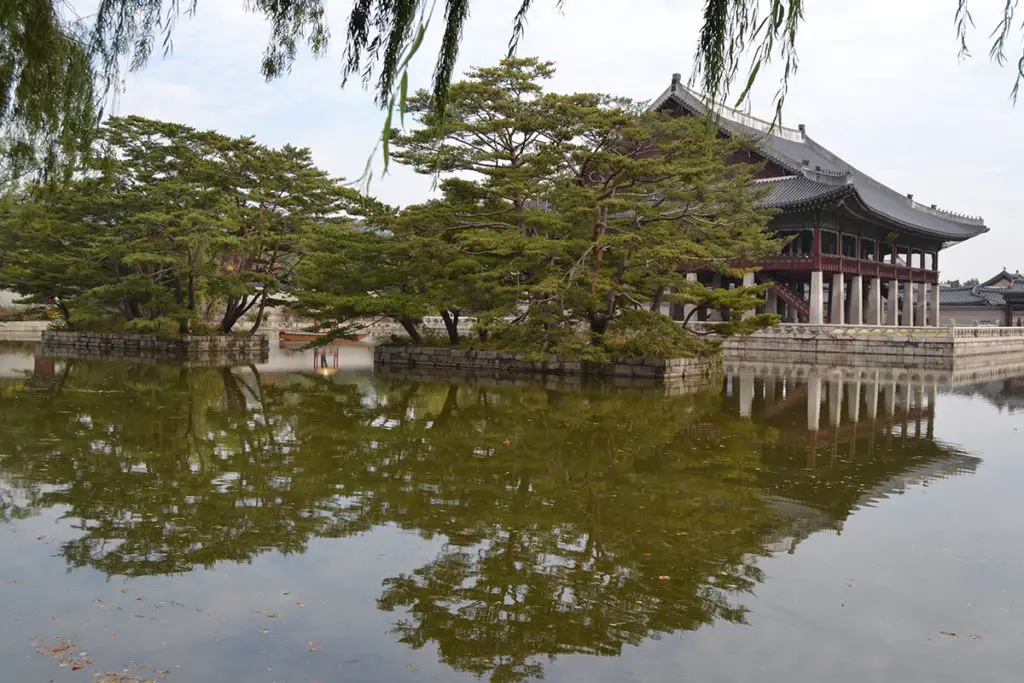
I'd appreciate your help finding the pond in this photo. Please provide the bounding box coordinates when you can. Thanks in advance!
[1,343,1022,683]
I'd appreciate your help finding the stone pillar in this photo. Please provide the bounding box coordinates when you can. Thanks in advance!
[931,286,941,327]
[848,275,864,325]
[880,385,897,417]
[810,271,824,324]
[808,376,822,431]
[741,272,756,321]
[887,280,900,325]
[707,274,723,322]
[847,380,861,423]
[829,379,843,426]
[739,371,755,418]
[866,372,879,420]
[831,273,845,325]
[683,272,698,321]
[917,283,930,327]
[866,277,882,325]
[903,281,915,327]
[658,302,671,317]
[765,288,779,315]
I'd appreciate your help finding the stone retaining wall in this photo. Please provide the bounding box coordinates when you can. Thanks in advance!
[41,330,269,363]
[374,345,720,380]
[374,363,719,395]
[698,323,1024,369]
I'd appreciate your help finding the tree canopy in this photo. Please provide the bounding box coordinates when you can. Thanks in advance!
[0,114,360,333]
[293,58,782,358]
[3,1,1022,184]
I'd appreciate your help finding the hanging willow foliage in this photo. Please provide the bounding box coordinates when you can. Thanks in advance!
[2,0,1022,186]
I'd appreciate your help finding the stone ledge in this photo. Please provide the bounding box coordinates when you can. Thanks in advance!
[374,345,720,380]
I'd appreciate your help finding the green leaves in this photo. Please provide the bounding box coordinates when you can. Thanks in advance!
[303,57,781,354]
[1,114,357,334]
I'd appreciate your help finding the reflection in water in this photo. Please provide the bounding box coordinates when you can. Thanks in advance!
[0,350,990,682]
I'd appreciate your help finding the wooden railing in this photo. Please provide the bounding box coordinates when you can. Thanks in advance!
[717,254,939,283]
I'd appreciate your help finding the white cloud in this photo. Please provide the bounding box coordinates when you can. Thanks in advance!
[92,0,1023,280]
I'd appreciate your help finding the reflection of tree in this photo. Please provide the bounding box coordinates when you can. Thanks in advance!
[0,362,978,682]
[0,361,375,574]
[343,382,782,682]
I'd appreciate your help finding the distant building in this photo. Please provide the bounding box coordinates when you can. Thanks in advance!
[938,270,1024,326]
[0,290,23,309]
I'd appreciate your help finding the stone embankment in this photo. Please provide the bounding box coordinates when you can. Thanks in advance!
[693,323,1024,370]
[41,330,269,364]
[374,344,719,380]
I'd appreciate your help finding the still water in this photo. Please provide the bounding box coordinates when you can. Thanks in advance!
[1,342,1022,682]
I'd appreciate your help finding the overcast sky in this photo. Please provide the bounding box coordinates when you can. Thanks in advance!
[90,0,1024,281]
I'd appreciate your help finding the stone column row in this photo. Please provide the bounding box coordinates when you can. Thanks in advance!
[809,271,939,327]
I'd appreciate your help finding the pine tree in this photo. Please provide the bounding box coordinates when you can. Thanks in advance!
[0,115,357,333]
[378,58,781,357]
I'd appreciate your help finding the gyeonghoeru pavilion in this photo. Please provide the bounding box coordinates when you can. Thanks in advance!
[653,73,987,328]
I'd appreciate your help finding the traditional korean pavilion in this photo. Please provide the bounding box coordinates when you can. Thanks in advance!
[652,74,989,326]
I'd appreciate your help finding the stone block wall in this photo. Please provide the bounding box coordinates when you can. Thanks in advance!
[374,345,720,381]
[41,331,269,364]
[374,364,719,396]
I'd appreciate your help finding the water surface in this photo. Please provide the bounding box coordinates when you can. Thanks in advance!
[1,344,1021,682]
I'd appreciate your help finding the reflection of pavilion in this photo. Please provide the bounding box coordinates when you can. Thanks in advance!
[723,362,983,556]
[948,377,1024,414]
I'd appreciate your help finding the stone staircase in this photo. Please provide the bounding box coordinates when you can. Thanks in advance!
[757,275,810,321]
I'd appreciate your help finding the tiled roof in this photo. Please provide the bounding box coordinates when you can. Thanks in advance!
[980,269,1024,287]
[650,77,988,243]
[940,287,998,307]
[753,174,850,209]
[939,285,1021,307]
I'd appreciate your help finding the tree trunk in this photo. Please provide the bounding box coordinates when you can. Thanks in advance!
[399,316,422,344]
[440,309,460,346]
[249,290,269,334]
[56,301,71,326]
[650,286,665,312]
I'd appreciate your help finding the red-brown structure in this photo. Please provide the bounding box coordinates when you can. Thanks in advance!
[655,74,988,326]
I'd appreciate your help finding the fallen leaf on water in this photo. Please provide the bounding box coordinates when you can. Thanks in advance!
[259,628,270,634]
[308,641,319,646]
[120,589,128,594]
[309,647,321,653]
[108,633,116,638]
[405,664,414,669]
[503,439,511,445]
[71,662,86,671]
[658,575,670,580]
[939,631,958,637]
[295,602,305,608]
